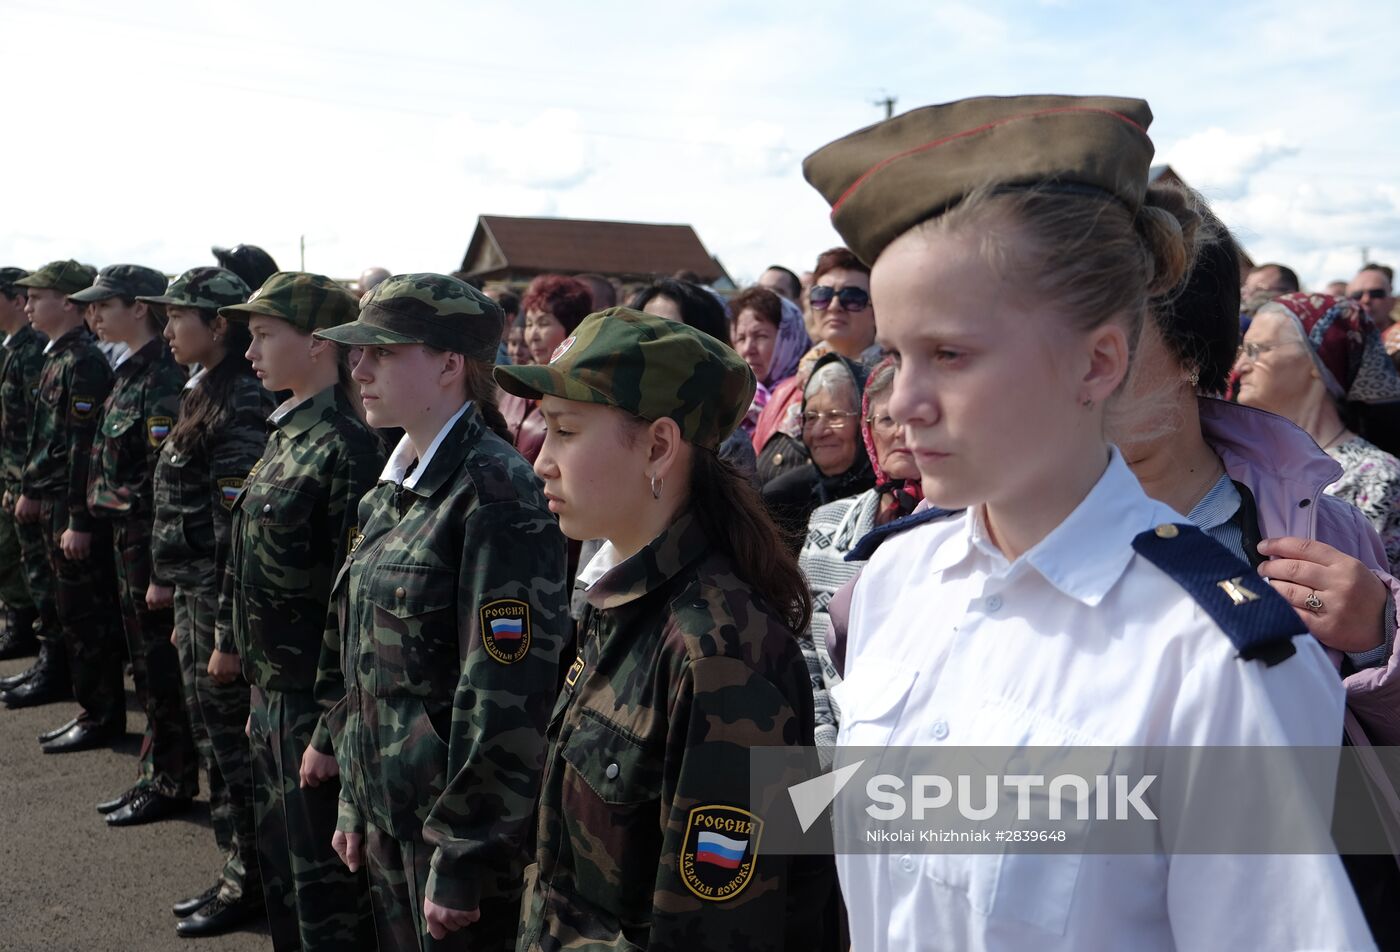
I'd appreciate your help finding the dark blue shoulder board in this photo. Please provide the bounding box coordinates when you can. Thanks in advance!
[1131,522,1301,667]
[845,506,960,563]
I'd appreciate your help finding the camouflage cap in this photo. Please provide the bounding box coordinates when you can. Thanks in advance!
[69,263,169,303]
[493,307,755,451]
[315,273,504,361]
[14,260,99,295]
[137,267,250,311]
[218,271,359,333]
[803,94,1155,265]
[0,268,29,295]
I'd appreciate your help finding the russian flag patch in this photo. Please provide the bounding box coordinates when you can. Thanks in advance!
[681,805,762,902]
[479,598,531,664]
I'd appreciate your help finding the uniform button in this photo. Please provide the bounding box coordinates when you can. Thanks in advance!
[932,720,949,741]
[985,594,1003,612]
[773,453,784,465]
[900,855,916,872]
[395,586,407,599]
[1154,523,1179,539]
[262,503,272,513]
[605,763,619,780]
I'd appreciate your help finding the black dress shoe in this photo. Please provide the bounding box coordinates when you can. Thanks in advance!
[172,882,221,919]
[106,788,192,827]
[0,667,34,692]
[39,716,80,743]
[96,784,141,815]
[2,669,72,708]
[176,893,262,937]
[39,719,120,754]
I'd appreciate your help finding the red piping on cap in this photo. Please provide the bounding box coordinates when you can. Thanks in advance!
[830,106,1149,216]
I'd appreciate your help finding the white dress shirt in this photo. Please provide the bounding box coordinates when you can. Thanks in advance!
[380,400,471,489]
[834,448,1374,952]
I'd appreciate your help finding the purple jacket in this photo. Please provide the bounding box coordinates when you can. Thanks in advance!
[1199,397,1400,746]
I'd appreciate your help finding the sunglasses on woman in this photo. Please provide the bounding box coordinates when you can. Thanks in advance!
[1350,289,1389,302]
[809,285,870,312]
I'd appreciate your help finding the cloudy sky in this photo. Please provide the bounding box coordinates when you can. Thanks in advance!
[3,0,1397,289]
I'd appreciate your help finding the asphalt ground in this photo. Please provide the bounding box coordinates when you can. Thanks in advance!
[0,654,268,952]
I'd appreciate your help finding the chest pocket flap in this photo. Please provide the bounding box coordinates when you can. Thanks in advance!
[239,479,318,525]
[367,563,455,618]
[100,409,138,438]
[562,710,661,806]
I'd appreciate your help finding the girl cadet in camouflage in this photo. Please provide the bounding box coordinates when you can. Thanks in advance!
[74,264,199,826]
[219,272,383,951]
[316,273,569,952]
[140,267,276,938]
[496,307,835,952]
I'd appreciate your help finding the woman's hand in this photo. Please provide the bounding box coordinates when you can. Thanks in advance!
[332,830,363,872]
[13,494,40,525]
[146,582,174,611]
[300,746,340,788]
[424,897,479,940]
[1256,536,1388,653]
[207,649,242,685]
[60,528,91,561]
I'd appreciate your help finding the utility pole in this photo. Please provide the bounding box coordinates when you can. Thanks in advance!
[1362,245,1371,267]
[300,235,306,271]
[873,94,897,120]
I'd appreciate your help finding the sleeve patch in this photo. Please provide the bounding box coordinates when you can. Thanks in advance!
[146,416,173,447]
[70,395,97,420]
[479,598,531,664]
[218,477,245,510]
[681,805,763,902]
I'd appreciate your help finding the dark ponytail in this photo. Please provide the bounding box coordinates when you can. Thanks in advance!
[167,312,256,457]
[689,447,812,634]
[464,358,513,444]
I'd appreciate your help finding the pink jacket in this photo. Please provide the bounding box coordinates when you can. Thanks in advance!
[1199,397,1400,747]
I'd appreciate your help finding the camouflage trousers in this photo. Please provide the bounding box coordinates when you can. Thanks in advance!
[40,499,123,725]
[0,491,34,611]
[14,495,56,646]
[363,825,519,952]
[174,581,259,902]
[249,685,373,951]
[111,516,197,797]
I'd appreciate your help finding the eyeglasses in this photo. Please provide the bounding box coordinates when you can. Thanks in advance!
[866,414,899,434]
[1239,340,1297,360]
[1350,289,1390,302]
[801,410,860,429]
[809,285,870,312]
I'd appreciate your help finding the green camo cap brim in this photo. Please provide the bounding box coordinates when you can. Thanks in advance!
[314,321,424,347]
[218,300,293,323]
[493,363,617,409]
[67,285,122,303]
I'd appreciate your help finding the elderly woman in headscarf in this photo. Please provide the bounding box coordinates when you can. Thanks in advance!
[1235,292,1400,572]
[760,353,874,548]
[794,356,921,756]
[729,285,811,435]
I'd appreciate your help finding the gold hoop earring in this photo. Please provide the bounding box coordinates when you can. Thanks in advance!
[650,474,664,500]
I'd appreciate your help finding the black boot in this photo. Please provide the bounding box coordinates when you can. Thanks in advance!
[0,607,39,660]
[0,643,71,709]
[175,891,264,937]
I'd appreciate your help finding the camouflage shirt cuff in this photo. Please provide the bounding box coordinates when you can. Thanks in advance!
[336,794,364,834]
[425,860,481,912]
[309,717,336,756]
[67,509,93,533]
[213,627,238,655]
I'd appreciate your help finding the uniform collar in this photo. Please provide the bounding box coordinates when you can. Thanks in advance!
[584,510,710,610]
[44,324,90,355]
[115,338,161,376]
[271,385,343,440]
[380,401,476,495]
[928,447,1155,606]
[1,326,29,350]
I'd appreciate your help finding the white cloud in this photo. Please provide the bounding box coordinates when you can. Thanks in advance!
[1161,128,1300,201]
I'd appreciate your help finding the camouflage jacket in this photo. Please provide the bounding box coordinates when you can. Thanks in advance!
[331,405,567,914]
[0,325,48,492]
[518,513,832,952]
[225,385,384,696]
[150,372,271,626]
[20,325,113,531]
[87,339,186,522]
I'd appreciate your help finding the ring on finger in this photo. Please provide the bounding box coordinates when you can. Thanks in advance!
[1304,591,1324,612]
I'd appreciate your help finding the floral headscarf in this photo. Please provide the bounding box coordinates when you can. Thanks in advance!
[860,355,923,520]
[1261,293,1400,405]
